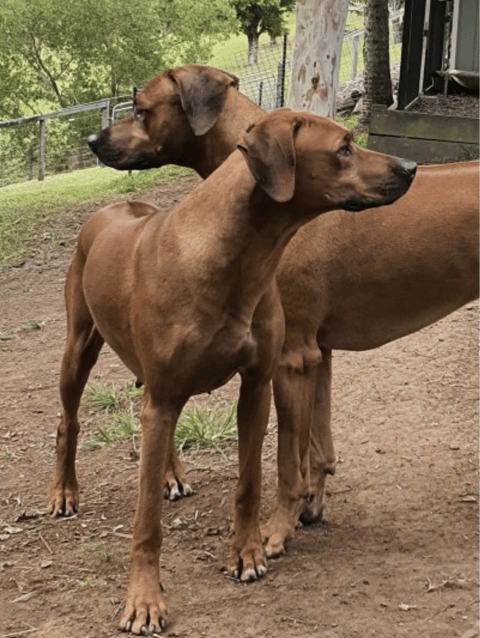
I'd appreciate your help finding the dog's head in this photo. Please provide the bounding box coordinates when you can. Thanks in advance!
[87,65,238,171]
[237,108,417,212]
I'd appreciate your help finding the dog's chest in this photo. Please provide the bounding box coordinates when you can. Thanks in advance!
[187,322,257,395]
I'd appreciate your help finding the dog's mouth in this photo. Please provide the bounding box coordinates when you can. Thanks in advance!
[90,145,159,171]
[340,194,402,212]
[88,130,161,171]
[103,153,158,171]
[341,159,417,212]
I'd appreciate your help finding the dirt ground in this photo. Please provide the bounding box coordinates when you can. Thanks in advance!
[408,94,479,119]
[1,175,478,638]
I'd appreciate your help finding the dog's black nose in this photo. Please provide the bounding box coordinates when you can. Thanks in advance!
[87,133,98,151]
[398,158,417,180]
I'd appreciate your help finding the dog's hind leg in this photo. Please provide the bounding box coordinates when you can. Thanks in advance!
[48,254,104,517]
[164,444,193,500]
[300,347,336,525]
[262,356,318,557]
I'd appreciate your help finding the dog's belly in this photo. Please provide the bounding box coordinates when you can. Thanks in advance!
[318,293,477,351]
[88,305,144,379]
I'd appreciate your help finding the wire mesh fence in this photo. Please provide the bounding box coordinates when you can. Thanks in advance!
[0,10,403,187]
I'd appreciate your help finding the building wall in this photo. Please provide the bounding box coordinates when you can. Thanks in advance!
[452,0,479,73]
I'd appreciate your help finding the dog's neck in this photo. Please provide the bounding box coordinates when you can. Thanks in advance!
[163,151,302,324]
[193,90,263,180]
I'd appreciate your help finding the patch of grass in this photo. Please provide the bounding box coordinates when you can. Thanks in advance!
[88,409,138,449]
[76,577,94,590]
[0,446,16,462]
[24,319,43,331]
[123,380,144,402]
[84,381,120,413]
[175,401,238,452]
[83,380,140,450]
[81,541,111,566]
[0,164,192,272]
[83,380,238,453]
[336,113,369,149]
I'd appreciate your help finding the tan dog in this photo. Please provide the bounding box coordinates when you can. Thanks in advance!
[50,107,415,633]
[87,65,479,558]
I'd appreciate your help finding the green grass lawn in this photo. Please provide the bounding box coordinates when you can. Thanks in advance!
[0,165,191,272]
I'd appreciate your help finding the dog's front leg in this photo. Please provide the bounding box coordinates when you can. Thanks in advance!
[120,394,179,635]
[301,347,336,524]
[226,372,270,582]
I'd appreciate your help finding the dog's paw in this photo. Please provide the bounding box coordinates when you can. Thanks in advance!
[226,533,268,582]
[120,581,168,635]
[48,484,79,518]
[261,509,297,558]
[164,478,193,501]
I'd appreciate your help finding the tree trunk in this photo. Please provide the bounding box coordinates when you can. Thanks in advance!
[247,32,260,65]
[361,0,394,126]
[287,0,349,118]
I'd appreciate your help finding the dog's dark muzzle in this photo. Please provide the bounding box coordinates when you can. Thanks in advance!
[87,133,100,153]
[341,158,417,212]
[87,129,158,171]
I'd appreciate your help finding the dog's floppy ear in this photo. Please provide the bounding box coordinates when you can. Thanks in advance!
[169,65,239,136]
[237,111,298,203]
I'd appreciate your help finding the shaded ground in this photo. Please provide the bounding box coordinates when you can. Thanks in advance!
[1,175,478,638]
[409,94,479,118]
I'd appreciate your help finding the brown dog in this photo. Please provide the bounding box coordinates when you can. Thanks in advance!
[50,106,415,633]
[87,65,479,558]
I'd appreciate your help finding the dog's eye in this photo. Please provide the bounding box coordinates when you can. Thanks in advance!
[338,144,353,157]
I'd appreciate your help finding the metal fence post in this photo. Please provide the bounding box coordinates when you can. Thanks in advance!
[350,34,360,81]
[276,34,288,108]
[38,118,46,181]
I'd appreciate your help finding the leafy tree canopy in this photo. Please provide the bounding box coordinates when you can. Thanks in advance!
[230,0,295,64]
[0,0,236,119]
[232,0,295,41]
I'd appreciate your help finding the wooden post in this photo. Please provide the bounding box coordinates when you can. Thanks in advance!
[101,102,109,129]
[38,118,46,181]
[287,0,349,117]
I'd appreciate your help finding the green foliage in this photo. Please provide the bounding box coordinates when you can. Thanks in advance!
[230,0,295,62]
[84,381,120,413]
[175,402,238,452]
[232,0,295,39]
[82,378,237,453]
[80,541,111,565]
[0,0,237,119]
[336,113,369,148]
[0,446,16,462]
[83,381,140,449]
[24,319,43,331]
